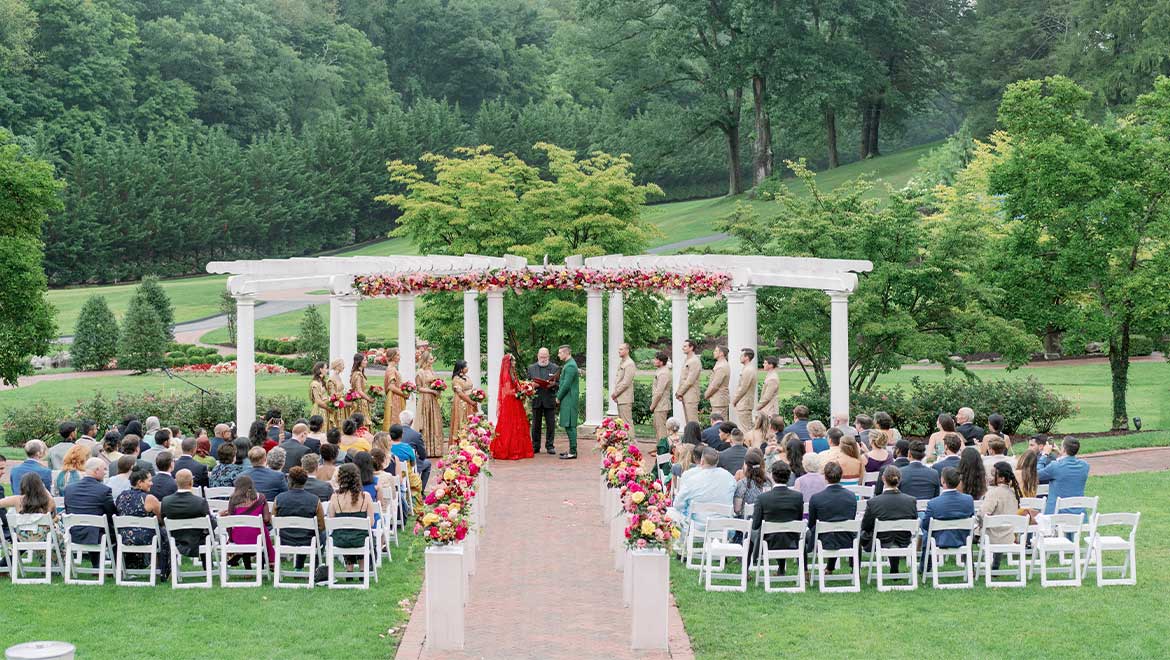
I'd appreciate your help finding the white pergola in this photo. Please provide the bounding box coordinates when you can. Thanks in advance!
[207,254,872,429]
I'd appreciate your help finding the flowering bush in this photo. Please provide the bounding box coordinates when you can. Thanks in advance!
[468,387,487,403]
[429,378,447,392]
[172,361,289,375]
[400,381,417,396]
[516,380,537,400]
[353,267,733,298]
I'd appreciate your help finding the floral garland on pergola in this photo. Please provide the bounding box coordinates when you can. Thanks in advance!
[352,267,733,297]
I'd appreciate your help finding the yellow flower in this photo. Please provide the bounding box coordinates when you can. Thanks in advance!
[640,520,656,536]
[422,513,440,526]
[473,456,484,466]
[444,468,457,481]
[449,504,460,514]
[631,491,646,504]
[671,527,681,539]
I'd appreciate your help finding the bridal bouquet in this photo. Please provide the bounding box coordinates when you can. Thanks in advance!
[430,378,447,392]
[515,380,537,400]
[400,381,417,397]
[468,387,487,403]
[344,390,363,403]
[328,393,347,410]
[367,385,385,398]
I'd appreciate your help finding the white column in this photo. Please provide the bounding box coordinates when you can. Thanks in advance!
[669,291,688,421]
[338,295,359,384]
[328,295,341,366]
[463,290,481,386]
[829,291,851,420]
[585,288,604,425]
[397,293,417,415]
[235,294,257,429]
[725,289,745,425]
[743,286,759,411]
[486,289,504,422]
[424,545,465,650]
[606,290,624,416]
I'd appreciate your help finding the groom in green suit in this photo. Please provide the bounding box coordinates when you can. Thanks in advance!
[556,344,580,459]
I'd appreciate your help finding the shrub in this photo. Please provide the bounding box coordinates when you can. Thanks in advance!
[298,306,328,363]
[633,347,658,369]
[137,275,174,340]
[256,338,298,355]
[117,288,168,372]
[2,401,69,446]
[71,295,119,370]
[699,349,715,370]
[1130,334,1154,357]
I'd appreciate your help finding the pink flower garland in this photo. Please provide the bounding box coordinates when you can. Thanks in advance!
[595,417,679,549]
[353,267,732,298]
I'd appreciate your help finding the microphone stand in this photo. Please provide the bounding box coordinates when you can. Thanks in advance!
[163,366,216,428]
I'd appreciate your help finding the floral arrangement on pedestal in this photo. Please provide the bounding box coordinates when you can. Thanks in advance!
[353,267,733,298]
[602,442,645,489]
[415,503,470,544]
[415,416,496,545]
[464,413,495,456]
[623,476,679,550]
[595,416,633,451]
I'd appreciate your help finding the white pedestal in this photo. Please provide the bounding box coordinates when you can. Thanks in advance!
[610,508,626,557]
[425,545,465,651]
[630,549,670,650]
[622,549,632,607]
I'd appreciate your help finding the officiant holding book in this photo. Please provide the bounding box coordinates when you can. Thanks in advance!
[527,347,559,455]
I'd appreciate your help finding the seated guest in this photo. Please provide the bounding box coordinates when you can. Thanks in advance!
[210,423,233,457]
[328,464,376,573]
[339,418,371,455]
[874,439,911,496]
[700,413,725,447]
[673,448,736,534]
[352,413,373,441]
[1015,450,1039,499]
[982,435,1010,474]
[150,452,178,501]
[832,411,858,441]
[1030,434,1054,464]
[351,451,384,523]
[274,466,325,568]
[94,431,123,465]
[744,413,770,449]
[397,410,430,489]
[193,434,217,470]
[64,458,116,567]
[264,408,292,444]
[318,443,339,483]
[804,420,829,454]
[956,447,987,500]
[899,441,941,501]
[955,407,985,447]
[107,455,137,500]
[209,443,245,488]
[931,433,963,474]
[388,426,422,505]
[1,473,57,541]
[247,420,269,450]
[977,462,1023,568]
[926,413,957,462]
[161,469,215,561]
[835,437,865,484]
[47,422,77,470]
[783,405,811,443]
[873,411,903,446]
[76,420,99,449]
[301,454,334,502]
[305,415,327,453]
[806,462,857,571]
[116,468,168,578]
[226,475,274,568]
[55,443,90,494]
[654,418,681,484]
[682,420,706,447]
[711,422,736,452]
[733,449,767,517]
[777,433,804,481]
[120,436,155,476]
[794,452,827,502]
[672,443,704,482]
[861,466,917,573]
[370,447,398,499]
[985,414,1006,449]
[174,437,210,488]
[769,415,787,447]
[718,428,748,475]
[853,414,874,449]
[141,428,172,465]
[279,424,312,475]
[248,446,289,501]
[1037,436,1089,515]
[10,439,52,495]
[864,430,893,474]
[920,467,975,567]
[142,416,162,449]
[750,461,803,570]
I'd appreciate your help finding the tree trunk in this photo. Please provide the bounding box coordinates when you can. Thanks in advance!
[726,122,743,195]
[1108,326,1131,431]
[751,74,773,186]
[1042,326,1063,357]
[859,102,873,159]
[825,107,839,168]
[868,97,883,157]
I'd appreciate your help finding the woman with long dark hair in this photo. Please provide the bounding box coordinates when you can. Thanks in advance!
[349,353,373,422]
[783,433,805,480]
[226,475,273,568]
[0,473,56,542]
[1015,450,1039,498]
[328,463,375,572]
[248,420,267,448]
[680,421,704,446]
[449,359,476,446]
[956,447,987,500]
[734,449,768,517]
[310,361,332,429]
[927,413,957,462]
[979,461,1023,569]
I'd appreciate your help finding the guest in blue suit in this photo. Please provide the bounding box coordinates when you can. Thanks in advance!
[1038,437,1090,515]
[931,433,963,476]
[9,440,52,496]
[920,467,974,567]
[898,441,941,502]
[63,458,117,567]
[806,461,858,571]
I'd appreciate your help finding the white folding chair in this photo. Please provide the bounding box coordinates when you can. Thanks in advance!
[204,487,234,500]
[400,473,415,520]
[684,503,733,569]
[1019,497,1045,511]
[61,513,111,585]
[854,499,868,521]
[1036,483,1049,497]
[812,519,861,593]
[51,470,62,496]
[381,493,399,551]
[272,516,319,589]
[699,518,751,592]
[1082,512,1139,586]
[867,519,919,591]
[1033,513,1083,586]
[9,513,57,584]
[112,516,159,586]
[655,453,672,485]
[755,520,806,593]
[0,524,11,578]
[325,517,373,589]
[926,517,975,589]
[207,499,228,515]
[166,516,217,589]
[977,514,1029,587]
[863,471,880,486]
[844,485,874,500]
[1053,496,1098,567]
[741,503,755,521]
[217,515,266,587]
[916,499,929,513]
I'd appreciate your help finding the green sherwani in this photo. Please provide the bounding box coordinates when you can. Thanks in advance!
[556,357,580,453]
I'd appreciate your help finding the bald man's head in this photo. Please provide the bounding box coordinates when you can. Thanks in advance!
[175,469,194,489]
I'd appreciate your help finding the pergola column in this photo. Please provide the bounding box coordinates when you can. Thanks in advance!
[463,290,481,386]
[725,288,745,425]
[397,293,417,414]
[743,286,759,412]
[338,295,359,383]
[585,287,604,426]
[235,293,257,429]
[828,291,851,421]
[329,295,342,366]
[606,290,624,417]
[669,291,688,421]
[486,289,504,422]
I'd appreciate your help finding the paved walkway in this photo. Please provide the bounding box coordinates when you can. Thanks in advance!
[1083,446,1170,475]
[396,453,693,660]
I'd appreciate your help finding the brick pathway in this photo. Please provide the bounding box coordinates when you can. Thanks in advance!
[396,453,693,660]
[1083,446,1170,475]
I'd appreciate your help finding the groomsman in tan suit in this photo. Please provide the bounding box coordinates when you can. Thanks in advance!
[675,339,702,424]
[704,345,730,422]
[610,343,636,424]
[732,348,757,431]
[650,351,672,440]
[755,356,780,420]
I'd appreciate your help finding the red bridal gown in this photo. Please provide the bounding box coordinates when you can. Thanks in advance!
[492,355,534,460]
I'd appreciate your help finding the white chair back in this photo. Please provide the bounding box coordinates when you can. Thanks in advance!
[816,519,860,536]
[204,487,234,499]
[62,513,110,534]
[219,514,264,534]
[863,471,880,486]
[845,485,874,499]
[981,514,1028,537]
[928,516,974,534]
[165,516,213,532]
[208,499,229,515]
[272,516,317,533]
[113,515,159,534]
[1020,497,1045,510]
[873,519,918,535]
[760,520,805,536]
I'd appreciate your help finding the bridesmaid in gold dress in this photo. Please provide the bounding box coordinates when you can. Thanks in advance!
[327,358,347,432]
[449,359,478,446]
[349,353,373,422]
[309,361,331,425]
[381,348,408,432]
[415,351,445,457]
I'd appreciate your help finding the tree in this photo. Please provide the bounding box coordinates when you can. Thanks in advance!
[0,127,60,386]
[71,295,119,371]
[988,76,1170,429]
[137,275,174,340]
[218,290,237,346]
[298,305,328,364]
[117,289,168,373]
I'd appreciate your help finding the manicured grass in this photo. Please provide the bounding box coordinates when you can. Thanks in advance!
[1078,430,1170,454]
[48,275,227,335]
[200,297,405,345]
[3,532,426,658]
[337,235,420,257]
[671,470,1168,659]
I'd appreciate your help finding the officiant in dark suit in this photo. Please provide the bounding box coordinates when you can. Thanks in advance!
[527,347,560,455]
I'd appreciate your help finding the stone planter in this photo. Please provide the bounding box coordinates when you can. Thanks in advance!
[629,549,669,650]
[425,544,465,651]
[622,548,632,607]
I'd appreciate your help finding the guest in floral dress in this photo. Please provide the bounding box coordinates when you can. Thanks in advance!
[209,443,247,487]
[115,468,168,576]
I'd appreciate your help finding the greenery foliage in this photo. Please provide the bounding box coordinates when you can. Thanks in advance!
[136,275,174,340]
[70,295,119,371]
[297,306,328,363]
[116,285,168,373]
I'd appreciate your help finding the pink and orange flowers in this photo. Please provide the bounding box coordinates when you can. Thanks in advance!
[399,381,417,396]
[353,267,733,298]
[468,387,487,403]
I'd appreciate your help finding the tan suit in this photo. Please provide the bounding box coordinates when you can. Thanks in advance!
[704,358,730,421]
[677,354,702,424]
[732,364,757,431]
[650,366,672,440]
[612,357,636,425]
[756,371,780,420]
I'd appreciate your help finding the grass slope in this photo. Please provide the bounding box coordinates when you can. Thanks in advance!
[48,275,228,336]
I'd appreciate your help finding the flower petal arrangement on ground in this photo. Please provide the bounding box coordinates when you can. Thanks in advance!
[173,361,289,375]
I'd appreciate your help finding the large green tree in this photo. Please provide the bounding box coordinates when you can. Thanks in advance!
[71,295,119,371]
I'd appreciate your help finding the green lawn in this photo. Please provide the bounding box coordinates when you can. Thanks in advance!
[49,275,227,335]
[200,297,405,345]
[4,532,425,658]
[672,470,1168,659]
[337,235,420,257]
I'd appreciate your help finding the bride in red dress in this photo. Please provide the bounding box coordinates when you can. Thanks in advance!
[492,354,534,460]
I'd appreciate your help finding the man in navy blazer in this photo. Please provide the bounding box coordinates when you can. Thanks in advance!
[750,461,804,570]
[63,458,116,566]
[898,441,941,501]
[806,461,858,570]
[931,433,963,476]
[873,439,911,496]
[920,467,974,566]
[149,452,179,501]
[246,446,288,501]
[174,437,210,489]
[1038,437,1090,515]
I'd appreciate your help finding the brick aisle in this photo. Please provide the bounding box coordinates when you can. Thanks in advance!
[1083,447,1170,475]
[396,452,693,660]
